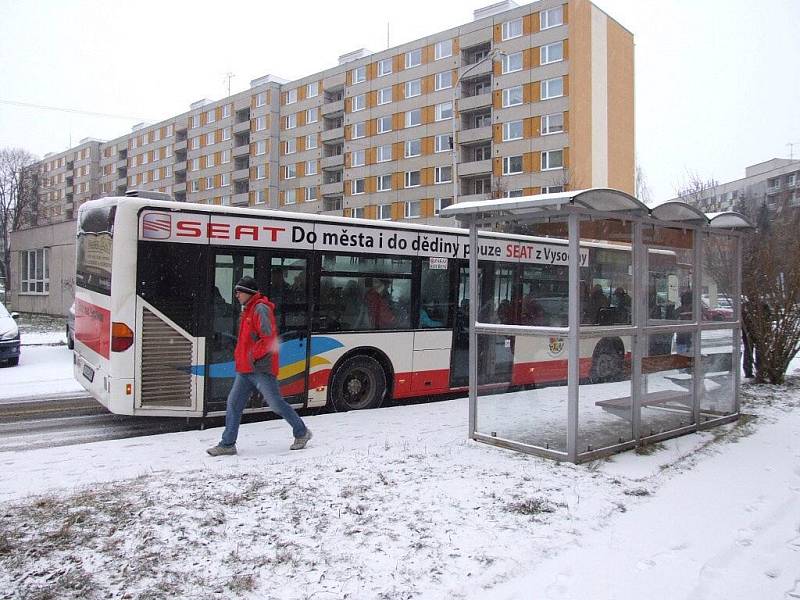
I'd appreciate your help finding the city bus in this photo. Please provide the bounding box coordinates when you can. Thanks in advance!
[73,192,640,417]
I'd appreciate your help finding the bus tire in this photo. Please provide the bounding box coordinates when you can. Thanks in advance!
[590,340,624,383]
[330,355,387,411]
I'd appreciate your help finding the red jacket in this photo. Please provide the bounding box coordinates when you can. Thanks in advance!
[234,293,280,375]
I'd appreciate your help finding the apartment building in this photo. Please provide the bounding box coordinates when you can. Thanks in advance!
[672,158,800,214]
[10,0,634,315]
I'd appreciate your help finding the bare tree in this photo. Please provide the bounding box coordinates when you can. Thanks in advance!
[635,163,652,204]
[0,148,41,295]
[675,170,718,207]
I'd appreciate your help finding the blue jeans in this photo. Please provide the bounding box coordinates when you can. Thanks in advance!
[220,372,307,447]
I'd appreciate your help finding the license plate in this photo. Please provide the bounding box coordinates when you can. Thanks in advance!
[82,364,95,382]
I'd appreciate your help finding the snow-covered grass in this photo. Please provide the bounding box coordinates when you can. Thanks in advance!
[2,376,800,599]
[2,328,799,599]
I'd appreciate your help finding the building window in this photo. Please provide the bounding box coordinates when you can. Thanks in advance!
[378,87,392,105]
[285,164,296,179]
[505,189,524,198]
[286,114,297,129]
[405,109,421,128]
[405,48,422,68]
[352,121,366,139]
[541,149,563,170]
[405,139,421,158]
[541,41,564,65]
[256,141,267,155]
[191,158,200,171]
[377,144,392,162]
[286,89,298,105]
[405,79,421,98]
[166,124,174,136]
[222,105,231,118]
[306,107,318,123]
[207,109,216,124]
[542,112,564,135]
[502,86,524,107]
[285,138,296,154]
[351,207,365,219]
[541,77,564,100]
[542,185,564,194]
[191,115,200,128]
[306,160,317,175]
[221,173,230,187]
[378,58,392,77]
[206,132,214,146]
[352,65,367,84]
[787,173,797,187]
[222,149,231,163]
[435,39,452,60]
[306,134,318,149]
[503,120,523,141]
[352,94,366,112]
[541,6,564,29]
[222,127,231,141]
[153,129,161,142]
[205,176,214,190]
[434,71,453,91]
[191,137,200,150]
[351,149,366,167]
[405,200,421,218]
[502,52,523,74]
[352,178,365,194]
[378,204,392,220]
[434,197,452,215]
[435,101,453,121]
[255,92,266,107]
[503,155,523,175]
[377,174,392,191]
[377,116,392,134]
[435,166,452,183]
[21,248,48,294]
[405,170,421,188]
[285,189,296,205]
[502,18,523,40]
[256,165,266,180]
[207,154,215,168]
[256,190,267,203]
[433,134,451,153]
[191,180,200,192]
[307,82,318,98]
[306,186,317,201]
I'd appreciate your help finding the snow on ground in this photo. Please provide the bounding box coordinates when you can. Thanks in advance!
[1,336,799,599]
[0,333,83,401]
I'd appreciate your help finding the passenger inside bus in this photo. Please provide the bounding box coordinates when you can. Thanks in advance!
[341,280,370,330]
[420,300,444,328]
[365,278,397,329]
[585,283,609,324]
[521,293,545,325]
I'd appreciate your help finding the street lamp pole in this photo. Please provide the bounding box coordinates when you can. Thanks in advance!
[452,49,505,206]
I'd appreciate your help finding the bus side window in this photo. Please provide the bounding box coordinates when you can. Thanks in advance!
[420,261,450,328]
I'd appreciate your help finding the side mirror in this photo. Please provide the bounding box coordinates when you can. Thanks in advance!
[11,312,19,320]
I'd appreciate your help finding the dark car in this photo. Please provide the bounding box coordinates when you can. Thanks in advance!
[702,300,733,321]
[67,302,75,349]
[0,300,20,366]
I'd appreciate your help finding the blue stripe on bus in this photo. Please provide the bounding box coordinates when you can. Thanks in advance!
[187,336,344,378]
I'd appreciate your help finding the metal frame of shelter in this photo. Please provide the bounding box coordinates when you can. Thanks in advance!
[441,188,753,463]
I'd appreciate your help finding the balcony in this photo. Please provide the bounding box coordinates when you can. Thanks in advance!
[321,100,344,117]
[458,159,492,177]
[458,59,492,80]
[456,192,490,204]
[323,72,346,90]
[174,161,187,173]
[174,139,187,152]
[233,120,250,134]
[232,192,249,206]
[173,182,187,194]
[321,127,344,143]
[459,125,492,144]
[458,92,492,112]
[320,181,344,196]
[233,168,249,181]
[115,177,127,189]
[321,154,344,170]
[233,144,250,158]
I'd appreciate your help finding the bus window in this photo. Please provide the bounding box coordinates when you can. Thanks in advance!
[521,264,568,326]
[419,259,450,328]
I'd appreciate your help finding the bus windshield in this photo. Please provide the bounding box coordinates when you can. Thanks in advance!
[76,203,116,295]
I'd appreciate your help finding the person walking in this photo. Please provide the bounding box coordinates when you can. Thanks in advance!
[207,276,312,456]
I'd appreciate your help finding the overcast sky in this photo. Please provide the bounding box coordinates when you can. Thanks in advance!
[1,0,798,201]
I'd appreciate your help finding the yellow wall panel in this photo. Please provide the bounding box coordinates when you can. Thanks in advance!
[523,13,534,35]
[422,136,434,155]
[366,205,377,220]
[421,198,434,218]
[421,167,433,186]
[493,158,502,177]
[391,202,403,220]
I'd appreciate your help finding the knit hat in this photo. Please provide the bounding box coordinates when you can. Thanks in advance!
[234,276,259,295]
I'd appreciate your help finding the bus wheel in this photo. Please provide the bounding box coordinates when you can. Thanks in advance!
[591,344,623,383]
[330,355,387,411]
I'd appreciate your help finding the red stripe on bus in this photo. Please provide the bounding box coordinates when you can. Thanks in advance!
[75,298,111,359]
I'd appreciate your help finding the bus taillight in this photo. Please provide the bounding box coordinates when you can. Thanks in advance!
[111,322,134,352]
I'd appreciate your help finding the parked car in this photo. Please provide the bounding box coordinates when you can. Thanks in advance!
[67,302,75,349]
[702,299,734,321]
[0,300,20,366]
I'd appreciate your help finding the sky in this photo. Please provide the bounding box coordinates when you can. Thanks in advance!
[3,330,800,597]
[0,0,798,201]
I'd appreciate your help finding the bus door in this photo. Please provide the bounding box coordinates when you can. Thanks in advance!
[450,262,515,388]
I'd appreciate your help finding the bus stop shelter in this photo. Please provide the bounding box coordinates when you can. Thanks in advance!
[441,188,752,463]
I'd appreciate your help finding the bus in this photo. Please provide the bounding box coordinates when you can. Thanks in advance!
[73,193,640,417]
